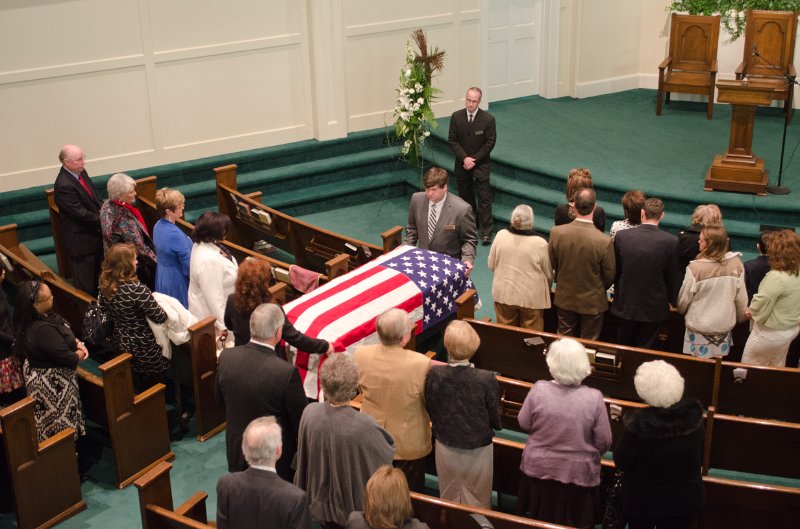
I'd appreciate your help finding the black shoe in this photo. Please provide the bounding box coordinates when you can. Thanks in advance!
[482,235,491,246]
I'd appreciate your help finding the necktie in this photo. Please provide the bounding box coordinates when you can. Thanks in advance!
[468,113,473,123]
[78,173,95,198]
[428,202,438,240]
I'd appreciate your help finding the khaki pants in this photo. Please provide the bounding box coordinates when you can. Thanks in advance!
[494,302,544,331]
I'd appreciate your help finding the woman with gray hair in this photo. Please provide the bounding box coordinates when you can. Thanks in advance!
[424,320,500,508]
[99,172,158,289]
[488,204,552,330]
[516,338,611,528]
[294,353,394,529]
[614,360,704,529]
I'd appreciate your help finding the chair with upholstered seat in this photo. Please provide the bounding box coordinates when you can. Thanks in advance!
[657,13,721,119]
[735,10,798,124]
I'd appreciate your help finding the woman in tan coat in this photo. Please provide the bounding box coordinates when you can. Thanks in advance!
[488,205,553,330]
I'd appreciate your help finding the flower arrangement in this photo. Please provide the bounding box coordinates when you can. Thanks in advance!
[394,29,445,168]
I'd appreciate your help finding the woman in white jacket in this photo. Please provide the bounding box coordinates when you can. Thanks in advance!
[188,212,238,342]
[677,225,747,358]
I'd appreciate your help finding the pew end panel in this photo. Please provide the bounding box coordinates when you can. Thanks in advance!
[45,188,74,281]
[381,226,403,253]
[0,397,86,529]
[325,253,349,279]
[135,461,212,529]
[716,361,800,423]
[181,316,225,441]
[455,289,477,321]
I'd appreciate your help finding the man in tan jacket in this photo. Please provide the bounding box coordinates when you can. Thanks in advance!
[352,308,431,492]
[548,188,616,340]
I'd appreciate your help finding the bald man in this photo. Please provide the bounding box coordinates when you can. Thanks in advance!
[53,144,103,296]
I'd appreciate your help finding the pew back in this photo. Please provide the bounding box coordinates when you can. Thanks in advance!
[135,461,212,529]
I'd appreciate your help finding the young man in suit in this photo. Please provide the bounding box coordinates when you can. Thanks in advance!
[448,87,497,245]
[611,198,680,349]
[216,303,308,482]
[548,188,616,340]
[405,166,477,273]
[216,416,313,529]
[53,144,103,296]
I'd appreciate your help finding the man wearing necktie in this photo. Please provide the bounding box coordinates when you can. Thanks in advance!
[405,167,477,274]
[448,87,497,246]
[53,144,104,296]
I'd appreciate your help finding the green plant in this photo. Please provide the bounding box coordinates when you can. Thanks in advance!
[668,0,800,40]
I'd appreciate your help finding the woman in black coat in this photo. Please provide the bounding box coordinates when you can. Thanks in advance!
[224,257,332,356]
[613,360,704,529]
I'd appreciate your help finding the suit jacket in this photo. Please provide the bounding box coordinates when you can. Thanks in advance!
[217,467,313,529]
[216,342,308,478]
[404,192,477,262]
[611,224,680,322]
[743,254,770,301]
[352,343,431,460]
[548,219,616,315]
[448,108,496,180]
[53,166,103,257]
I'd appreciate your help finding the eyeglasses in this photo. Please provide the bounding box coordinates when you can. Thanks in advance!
[31,280,40,304]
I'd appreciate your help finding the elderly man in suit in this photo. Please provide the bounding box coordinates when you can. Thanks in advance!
[217,416,313,529]
[548,188,616,340]
[353,308,431,493]
[53,144,103,296]
[611,198,680,349]
[405,166,477,273]
[448,87,497,245]
[216,303,307,482]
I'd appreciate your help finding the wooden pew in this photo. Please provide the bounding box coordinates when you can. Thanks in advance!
[78,353,174,488]
[410,491,573,529]
[134,461,212,529]
[44,188,73,281]
[0,397,86,529]
[171,316,225,441]
[0,224,57,283]
[716,360,800,423]
[214,163,402,276]
[467,319,717,409]
[492,438,800,529]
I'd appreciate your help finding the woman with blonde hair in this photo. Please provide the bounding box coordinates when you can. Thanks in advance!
[677,225,747,358]
[424,320,500,508]
[488,204,552,330]
[100,243,169,390]
[516,338,611,528]
[554,168,606,232]
[153,187,192,307]
[346,465,429,529]
[678,203,723,271]
[742,230,800,367]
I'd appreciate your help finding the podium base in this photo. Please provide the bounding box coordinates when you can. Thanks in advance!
[705,155,768,195]
[767,185,791,195]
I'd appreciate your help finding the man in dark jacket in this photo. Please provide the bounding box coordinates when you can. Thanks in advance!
[53,144,103,296]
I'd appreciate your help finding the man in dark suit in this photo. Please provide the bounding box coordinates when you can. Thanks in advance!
[448,87,496,245]
[405,166,477,270]
[548,188,615,340]
[216,303,308,482]
[611,198,680,349]
[216,416,313,529]
[743,231,771,302]
[53,144,103,296]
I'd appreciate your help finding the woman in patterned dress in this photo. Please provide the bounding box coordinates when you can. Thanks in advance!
[99,243,168,392]
[13,280,88,442]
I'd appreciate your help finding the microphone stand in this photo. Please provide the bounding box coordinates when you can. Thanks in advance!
[752,49,797,195]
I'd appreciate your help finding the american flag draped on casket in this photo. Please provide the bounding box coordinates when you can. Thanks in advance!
[283,245,478,398]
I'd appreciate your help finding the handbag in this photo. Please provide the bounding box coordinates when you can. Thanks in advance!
[602,469,626,529]
[82,295,114,347]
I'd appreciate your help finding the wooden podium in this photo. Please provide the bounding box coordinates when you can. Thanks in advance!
[705,79,775,195]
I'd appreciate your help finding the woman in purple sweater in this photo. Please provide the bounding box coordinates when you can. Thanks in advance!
[516,338,612,529]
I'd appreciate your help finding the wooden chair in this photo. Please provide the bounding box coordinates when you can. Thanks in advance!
[77,353,174,488]
[134,461,212,529]
[735,10,798,124]
[657,13,721,119]
[0,397,86,529]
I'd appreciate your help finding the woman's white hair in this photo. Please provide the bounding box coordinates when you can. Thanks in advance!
[546,338,591,386]
[106,172,135,201]
[634,360,684,408]
[510,204,534,230]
